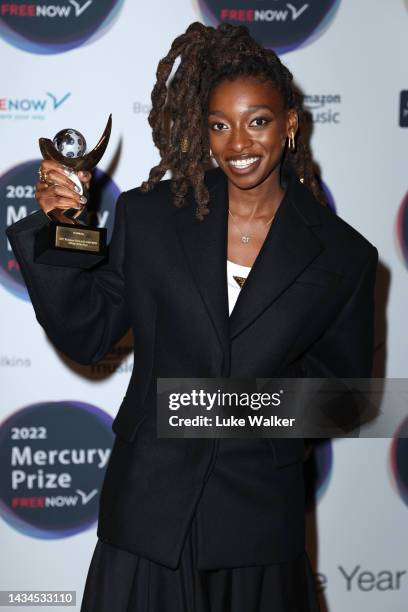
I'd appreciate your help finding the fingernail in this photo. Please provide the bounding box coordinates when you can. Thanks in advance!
[79,195,87,204]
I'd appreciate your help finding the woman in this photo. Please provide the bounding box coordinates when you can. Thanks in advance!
[6,21,378,612]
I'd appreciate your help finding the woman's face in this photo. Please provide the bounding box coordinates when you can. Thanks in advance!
[207,75,298,190]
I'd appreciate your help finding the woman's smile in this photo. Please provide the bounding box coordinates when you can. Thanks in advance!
[227,155,263,174]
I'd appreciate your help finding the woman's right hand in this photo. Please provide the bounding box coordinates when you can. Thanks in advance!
[35,160,92,217]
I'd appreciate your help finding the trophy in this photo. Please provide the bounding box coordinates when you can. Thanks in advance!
[34,114,112,269]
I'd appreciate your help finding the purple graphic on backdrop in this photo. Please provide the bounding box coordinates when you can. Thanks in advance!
[197,0,341,53]
[322,179,336,213]
[304,440,333,512]
[1,159,120,300]
[390,417,408,508]
[0,0,125,54]
[396,192,408,267]
[0,401,113,538]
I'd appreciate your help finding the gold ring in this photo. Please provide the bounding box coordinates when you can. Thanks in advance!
[38,168,49,184]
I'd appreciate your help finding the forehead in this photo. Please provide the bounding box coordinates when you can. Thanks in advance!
[208,75,285,112]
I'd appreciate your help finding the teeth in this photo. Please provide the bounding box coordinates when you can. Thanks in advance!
[229,157,260,168]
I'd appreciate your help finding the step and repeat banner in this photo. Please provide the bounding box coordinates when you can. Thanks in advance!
[1,1,407,610]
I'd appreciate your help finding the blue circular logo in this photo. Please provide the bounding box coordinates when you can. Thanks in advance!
[0,401,113,538]
[198,0,342,53]
[1,159,120,300]
[0,0,125,54]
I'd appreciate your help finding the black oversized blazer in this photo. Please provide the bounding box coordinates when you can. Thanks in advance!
[6,166,378,570]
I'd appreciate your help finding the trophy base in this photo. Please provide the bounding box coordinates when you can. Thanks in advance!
[34,221,108,269]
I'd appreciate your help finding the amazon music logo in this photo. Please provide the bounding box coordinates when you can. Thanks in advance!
[0,401,113,538]
[303,93,341,125]
[304,439,333,512]
[389,416,408,508]
[395,191,408,267]
[198,0,342,53]
[1,159,120,300]
[0,0,124,54]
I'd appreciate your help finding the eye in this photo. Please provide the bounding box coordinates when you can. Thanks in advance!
[209,121,228,131]
[249,116,270,127]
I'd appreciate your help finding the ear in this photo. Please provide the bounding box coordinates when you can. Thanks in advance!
[286,109,299,137]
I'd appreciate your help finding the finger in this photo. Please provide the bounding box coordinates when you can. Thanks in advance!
[40,161,82,191]
[40,160,68,179]
[78,170,92,182]
[50,183,87,205]
[43,169,82,194]
[78,170,92,190]
[36,186,87,211]
[42,196,85,214]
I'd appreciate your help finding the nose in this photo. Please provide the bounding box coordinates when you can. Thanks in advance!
[228,125,253,153]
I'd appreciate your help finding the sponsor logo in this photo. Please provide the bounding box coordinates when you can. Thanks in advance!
[0,92,71,121]
[198,0,341,53]
[1,159,120,300]
[399,91,408,128]
[89,342,134,377]
[303,93,341,125]
[0,401,113,538]
[0,355,32,367]
[0,0,124,54]
[132,101,152,115]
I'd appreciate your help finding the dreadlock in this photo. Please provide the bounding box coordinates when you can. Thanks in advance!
[140,21,326,220]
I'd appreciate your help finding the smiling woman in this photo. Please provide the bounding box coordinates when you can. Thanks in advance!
[6,18,378,612]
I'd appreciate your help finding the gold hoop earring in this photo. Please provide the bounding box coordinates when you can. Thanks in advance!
[288,131,296,152]
[180,136,189,154]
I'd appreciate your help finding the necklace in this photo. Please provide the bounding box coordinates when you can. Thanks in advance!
[228,208,276,244]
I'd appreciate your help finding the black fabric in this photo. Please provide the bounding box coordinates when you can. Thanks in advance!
[6,166,378,569]
[80,514,320,612]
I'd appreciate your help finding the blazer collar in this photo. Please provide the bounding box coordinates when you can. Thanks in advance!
[174,166,325,359]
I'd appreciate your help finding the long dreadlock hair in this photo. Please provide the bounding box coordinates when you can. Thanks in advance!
[139,21,325,220]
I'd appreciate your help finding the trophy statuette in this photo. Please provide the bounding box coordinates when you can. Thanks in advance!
[34,114,112,269]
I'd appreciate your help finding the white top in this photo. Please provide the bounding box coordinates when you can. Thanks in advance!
[227,259,251,316]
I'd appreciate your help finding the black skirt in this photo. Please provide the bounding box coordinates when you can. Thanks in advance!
[80,514,320,612]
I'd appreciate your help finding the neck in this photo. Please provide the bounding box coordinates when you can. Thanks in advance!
[227,166,285,220]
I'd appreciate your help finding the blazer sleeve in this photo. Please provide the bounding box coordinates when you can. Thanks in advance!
[287,245,379,378]
[5,192,131,365]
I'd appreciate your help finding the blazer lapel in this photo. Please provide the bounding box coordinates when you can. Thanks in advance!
[174,167,325,358]
[229,173,325,338]
[174,168,230,363]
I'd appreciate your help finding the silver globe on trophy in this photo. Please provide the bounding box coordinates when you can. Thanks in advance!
[34,114,112,269]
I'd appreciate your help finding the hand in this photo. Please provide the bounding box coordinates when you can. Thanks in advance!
[35,160,92,218]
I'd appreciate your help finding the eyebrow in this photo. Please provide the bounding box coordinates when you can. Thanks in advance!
[207,104,274,116]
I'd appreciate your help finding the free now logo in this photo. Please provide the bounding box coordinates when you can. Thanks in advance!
[0,92,71,120]
[0,0,125,54]
[219,3,309,22]
[198,0,342,53]
[0,0,93,18]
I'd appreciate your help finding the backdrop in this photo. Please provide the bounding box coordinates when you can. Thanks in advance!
[1,1,407,610]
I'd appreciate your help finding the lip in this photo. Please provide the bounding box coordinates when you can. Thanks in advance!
[226,156,262,175]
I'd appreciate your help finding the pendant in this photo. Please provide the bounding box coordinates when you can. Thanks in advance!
[233,275,246,288]
[241,235,250,244]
